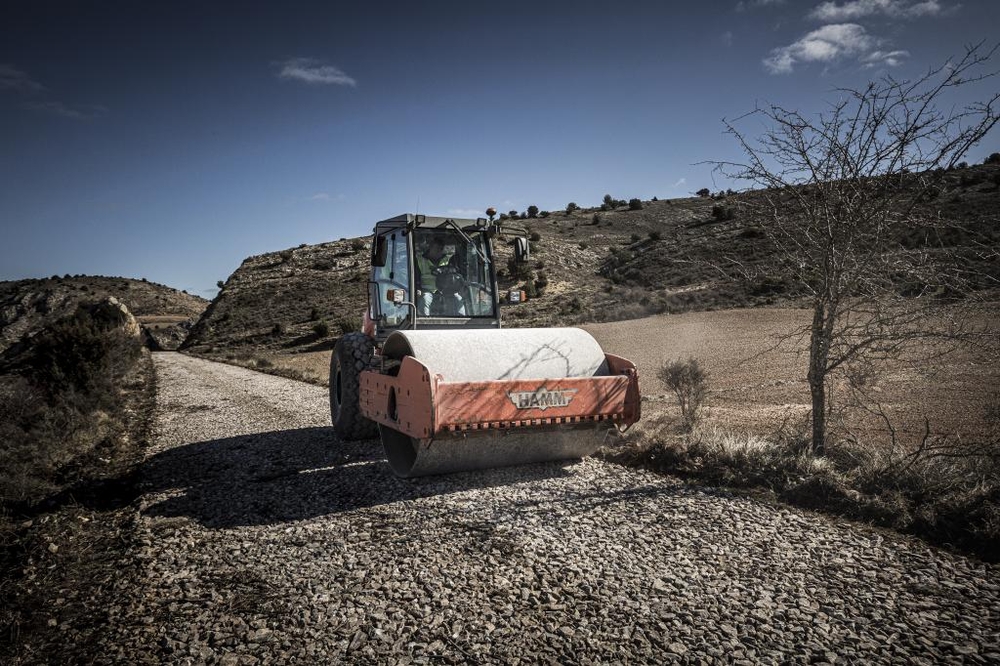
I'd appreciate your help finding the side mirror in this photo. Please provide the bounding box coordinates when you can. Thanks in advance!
[371,235,388,267]
[514,237,530,264]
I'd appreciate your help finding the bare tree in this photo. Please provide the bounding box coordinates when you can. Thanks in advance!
[716,44,1000,454]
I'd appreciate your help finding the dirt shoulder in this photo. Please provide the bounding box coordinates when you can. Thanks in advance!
[0,352,155,664]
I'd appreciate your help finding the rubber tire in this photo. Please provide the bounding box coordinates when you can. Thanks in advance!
[330,332,379,440]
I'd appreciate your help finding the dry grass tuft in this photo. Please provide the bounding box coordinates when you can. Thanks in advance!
[605,418,1000,561]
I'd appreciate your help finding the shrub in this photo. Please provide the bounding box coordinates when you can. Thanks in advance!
[28,305,140,402]
[508,209,519,218]
[337,317,361,335]
[603,194,614,207]
[1,304,145,503]
[524,279,538,299]
[312,320,330,338]
[529,231,541,242]
[658,358,709,431]
[527,205,539,218]
[630,233,641,243]
[565,202,579,214]
[271,322,285,335]
[216,280,225,289]
[506,256,533,280]
[628,198,643,211]
[534,272,549,295]
[350,239,366,252]
[578,242,589,250]
[696,188,711,198]
[539,210,550,218]
[648,230,662,241]
[279,249,293,263]
[985,152,1000,165]
[309,306,320,321]
[600,203,610,212]
[592,213,601,225]
[712,204,735,221]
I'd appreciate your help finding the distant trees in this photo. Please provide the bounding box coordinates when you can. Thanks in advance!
[628,198,643,211]
[527,205,539,218]
[695,188,711,198]
[715,43,1000,454]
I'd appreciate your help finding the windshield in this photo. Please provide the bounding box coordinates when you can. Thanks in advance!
[413,226,495,318]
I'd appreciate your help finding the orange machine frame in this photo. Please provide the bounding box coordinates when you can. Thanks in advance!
[359,353,640,442]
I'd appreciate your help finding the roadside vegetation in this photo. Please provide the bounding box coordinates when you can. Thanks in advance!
[606,375,1000,562]
[0,299,153,661]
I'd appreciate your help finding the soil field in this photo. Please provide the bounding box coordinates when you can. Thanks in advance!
[237,307,999,446]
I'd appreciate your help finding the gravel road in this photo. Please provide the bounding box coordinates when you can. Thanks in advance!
[101,352,999,664]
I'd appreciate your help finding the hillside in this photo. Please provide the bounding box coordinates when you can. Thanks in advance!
[181,238,370,357]
[183,162,999,366]
[0,276,208,353]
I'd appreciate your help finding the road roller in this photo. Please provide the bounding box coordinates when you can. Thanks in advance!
[330,213,640,477]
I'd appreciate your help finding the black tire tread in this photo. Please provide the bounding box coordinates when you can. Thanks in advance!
[330,332,379,440]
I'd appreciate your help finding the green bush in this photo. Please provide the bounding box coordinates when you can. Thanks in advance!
[28,303,141,402]
[696,188,711,198]
[337,316,361,335]
[539,210,550,218]
[279,249,293,263]
[350,239,366,252]
[628,198,643,211]
[534,272,549,295]
[312,320,330,338]
[712,204,735,221]
[529,231,541,242]
[985,152,1000,165]
[527,205,539,218]
[565,202,579,214]
[1,303,144,504]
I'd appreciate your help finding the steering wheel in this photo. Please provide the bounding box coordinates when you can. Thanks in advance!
[432,265,465,294]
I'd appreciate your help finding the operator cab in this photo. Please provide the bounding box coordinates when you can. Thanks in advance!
[368,214,524,341]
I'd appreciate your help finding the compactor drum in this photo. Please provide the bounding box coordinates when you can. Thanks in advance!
[331,213,640,477]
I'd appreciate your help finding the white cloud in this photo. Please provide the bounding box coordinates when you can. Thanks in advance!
[276,58,356,86]
[672,177,687,188]
[809,0,945,21]
[0,64,44,93]
[310,193,331,200]
[21,101,107,119]
[862,49,910,67]
[763,23,875,73]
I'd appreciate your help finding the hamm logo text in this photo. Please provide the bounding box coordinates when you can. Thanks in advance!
[507,388,578,411]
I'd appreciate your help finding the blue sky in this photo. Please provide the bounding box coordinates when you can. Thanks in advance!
[1,0,998,297]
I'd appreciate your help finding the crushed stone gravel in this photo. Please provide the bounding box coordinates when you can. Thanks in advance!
[98,352,999,664]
